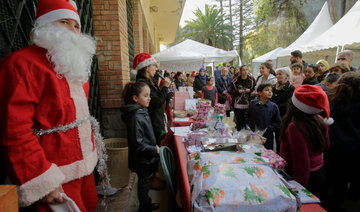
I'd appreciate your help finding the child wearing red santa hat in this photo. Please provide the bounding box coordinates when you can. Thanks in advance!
[279,85,331,201]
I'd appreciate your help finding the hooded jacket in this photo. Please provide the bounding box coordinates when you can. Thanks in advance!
[136,75,168,145]
[121,104,159,172]
[193,74,206,92]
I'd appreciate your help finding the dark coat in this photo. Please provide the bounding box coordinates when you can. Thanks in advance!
[174,78,187,90]
[121,104,159,172]
[215,75,232,104]
[193,74,206,92]
[316,70,329,83]
[230,75,256,109]
[329,101,360,156]
[271,81,295,117]
[215,74,232,94]
[302,77,319,85]
[326,100,360,192]
[137,76,168,145]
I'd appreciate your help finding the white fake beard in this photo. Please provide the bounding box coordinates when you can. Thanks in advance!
[32,23,96,83]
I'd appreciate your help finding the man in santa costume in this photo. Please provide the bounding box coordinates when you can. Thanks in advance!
[0,0,101,211]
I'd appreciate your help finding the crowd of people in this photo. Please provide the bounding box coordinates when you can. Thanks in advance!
[134,49,360,211]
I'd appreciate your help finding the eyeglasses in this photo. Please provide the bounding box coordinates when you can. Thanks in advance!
[337,58,347,61]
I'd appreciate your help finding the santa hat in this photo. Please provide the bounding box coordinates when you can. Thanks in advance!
[35,0,80,28]
[133,53,157,70]
[292,85,334,125]
[191,71,195,78]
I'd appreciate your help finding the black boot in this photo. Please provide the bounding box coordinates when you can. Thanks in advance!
[139,202,160,211]
[150,203,160,211]
[139,202,151,212]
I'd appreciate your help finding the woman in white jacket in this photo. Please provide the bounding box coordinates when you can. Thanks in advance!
[254,62,277,91]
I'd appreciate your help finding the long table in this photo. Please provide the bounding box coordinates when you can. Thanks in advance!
[167,116,327,211]
[166,134,326,212]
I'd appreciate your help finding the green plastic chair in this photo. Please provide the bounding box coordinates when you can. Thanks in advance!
[160,146,179,211]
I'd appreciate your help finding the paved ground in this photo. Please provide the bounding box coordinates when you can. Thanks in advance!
[95,173,168,212]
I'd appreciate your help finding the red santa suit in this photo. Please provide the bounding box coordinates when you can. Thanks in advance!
[0,44,98,210]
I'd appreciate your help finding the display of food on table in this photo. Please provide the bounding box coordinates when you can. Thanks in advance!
[173,101,321,211]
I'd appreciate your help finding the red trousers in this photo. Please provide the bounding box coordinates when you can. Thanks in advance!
[33,173,98,212]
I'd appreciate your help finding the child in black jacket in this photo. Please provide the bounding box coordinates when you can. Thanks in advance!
[120,82,160,212]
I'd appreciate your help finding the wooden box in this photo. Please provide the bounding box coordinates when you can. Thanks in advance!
[0,185,18,212]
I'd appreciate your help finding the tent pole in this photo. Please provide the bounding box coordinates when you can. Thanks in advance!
[335,46,340,63]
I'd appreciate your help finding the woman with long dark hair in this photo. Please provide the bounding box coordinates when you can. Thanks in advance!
[254,62,277,92]
[279,85,330,199]
[134,53,171,146]
[230,65,256,130]
[174,72,187,89]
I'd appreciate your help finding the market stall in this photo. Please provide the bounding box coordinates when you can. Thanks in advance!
[152,39,239,72]
[164,101,327,211]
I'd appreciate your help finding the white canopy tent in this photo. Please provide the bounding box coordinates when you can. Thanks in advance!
[277,2,333,67]
[152,39,239,72]
[251,47,284,77]
[293,0,360,67]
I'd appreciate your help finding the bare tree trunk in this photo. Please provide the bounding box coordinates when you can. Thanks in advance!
[239,0,243,62]
[344,0,356,14]
[229,0,233,49]
[220,0,223,16]
[229,0,233,28]
[329,0,338,23]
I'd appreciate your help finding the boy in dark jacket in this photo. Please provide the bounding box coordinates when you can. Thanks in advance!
[248,84,281,150]
[120,82,160,212]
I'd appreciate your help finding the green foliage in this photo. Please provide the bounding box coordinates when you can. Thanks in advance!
[245,0,308,61]
[181,4,234,50]
[172,0,309,66]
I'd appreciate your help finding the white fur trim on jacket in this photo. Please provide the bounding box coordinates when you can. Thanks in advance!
[59,151,98,183]
[17,164,65,207]
[63,80,98,182]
